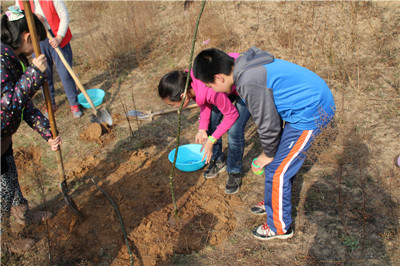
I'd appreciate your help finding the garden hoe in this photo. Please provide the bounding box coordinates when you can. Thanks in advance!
[127,103,198,120]
[45,29,112,126]
[23,1,83,219]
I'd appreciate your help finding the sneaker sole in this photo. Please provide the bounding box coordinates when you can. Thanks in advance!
[203,165,227,179]
[225,186,239,194]
[250,206,266,215]
[204,173,219,179]
[251,228,294,241]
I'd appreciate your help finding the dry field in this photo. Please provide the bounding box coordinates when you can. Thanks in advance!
[2,1,400,265]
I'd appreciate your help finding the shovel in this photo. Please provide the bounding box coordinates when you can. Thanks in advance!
[127,103,198,120]
[23,1,83,219]
[45,29,112,126]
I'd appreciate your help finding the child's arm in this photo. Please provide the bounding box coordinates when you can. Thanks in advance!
[191,70,212,132]
[49,0,70,48]
[194,80,239,140]
[196,103,211,144]
[23,101,60,151]
[23,101,52,142]
[198,104,212,134]
[1,62,46,107]
[207,91,239,140]
[1,58,47,137]
[200,91,239,164]
[238,83,282,157]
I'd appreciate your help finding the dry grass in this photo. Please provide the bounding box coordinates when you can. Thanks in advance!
[2,1,400,264]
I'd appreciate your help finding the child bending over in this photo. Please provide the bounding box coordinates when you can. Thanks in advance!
[1,6,61,253]
[193,46,335,241]
[158,54,251,194]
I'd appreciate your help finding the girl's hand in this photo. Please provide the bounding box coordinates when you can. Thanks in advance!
[32,54,47,73]
[49,35,63,48]
[200,139,213,164]
[251,153,273,174]
[48,136,61,151]
[195,130,208,144]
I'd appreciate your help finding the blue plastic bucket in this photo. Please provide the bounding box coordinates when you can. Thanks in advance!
[78,89,105,109]
[168,144,206,172]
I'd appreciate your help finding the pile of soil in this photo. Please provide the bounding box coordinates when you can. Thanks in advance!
[26,146,241,265]
[79,122,114,146]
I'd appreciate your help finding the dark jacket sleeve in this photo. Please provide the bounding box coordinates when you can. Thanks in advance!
[1,63,45,104]
[237,82,282,157]
[23,101,52,141]
[1,56,50,140]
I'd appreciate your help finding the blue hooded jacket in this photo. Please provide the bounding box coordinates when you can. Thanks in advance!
[233,46,335,157]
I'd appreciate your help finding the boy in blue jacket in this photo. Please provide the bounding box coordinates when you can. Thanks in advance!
[193,46,335,240]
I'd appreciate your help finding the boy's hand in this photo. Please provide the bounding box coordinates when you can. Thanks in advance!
[252,153,273,174]
[32,54,47,73]
[48,136,61,151]
[195,130,208,144]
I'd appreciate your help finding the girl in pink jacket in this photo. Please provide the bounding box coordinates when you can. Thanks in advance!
[158,53,251,194]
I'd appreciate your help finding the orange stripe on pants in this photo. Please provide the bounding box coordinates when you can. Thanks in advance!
[271,130,310,235]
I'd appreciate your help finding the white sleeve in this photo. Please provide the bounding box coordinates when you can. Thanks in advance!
[53,0,70,37]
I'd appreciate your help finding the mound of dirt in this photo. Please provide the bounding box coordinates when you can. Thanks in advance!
[14,146,42,170]
[79,122,115,146]
[29,147,241,265]
[13,146,43,197]
[80,123,104,141]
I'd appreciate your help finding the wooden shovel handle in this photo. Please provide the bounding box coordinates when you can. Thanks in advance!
[23,2,58,138]
[45,29,98,115]
[23,1,66,180]
[151,103,198,116]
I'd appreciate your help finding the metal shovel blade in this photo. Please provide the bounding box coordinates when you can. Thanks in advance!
[60,180,83,219]
[90,108,113,126]
[126,110,151,120]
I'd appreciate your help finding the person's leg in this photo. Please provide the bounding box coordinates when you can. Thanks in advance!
[263,124,319,235]
[208,105,224,161]
[51,43,80,107]
[1,147,27,230]
[0,147,35,254]
[226,97,251,174]
[1,146,29,227]
[203,105,225,178]
[1,146,52,228]
[225,97,251,194]
[49,42,82,118]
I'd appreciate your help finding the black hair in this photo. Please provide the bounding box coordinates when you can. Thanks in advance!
[158,70,192,102]
[193,48,235,84]
[1,10,46,50]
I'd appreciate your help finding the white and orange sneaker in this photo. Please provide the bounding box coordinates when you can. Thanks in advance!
[251,222,293,241]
